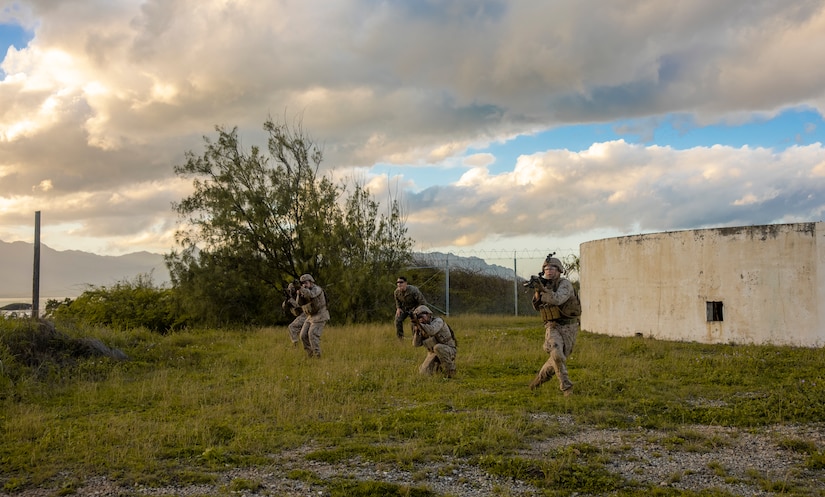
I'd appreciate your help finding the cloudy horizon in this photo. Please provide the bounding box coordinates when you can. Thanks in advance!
[2,1,825,265]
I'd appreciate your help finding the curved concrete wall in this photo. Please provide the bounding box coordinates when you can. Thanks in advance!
[580,222,824,347]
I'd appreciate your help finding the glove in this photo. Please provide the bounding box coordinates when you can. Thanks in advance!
[531,275,545,293]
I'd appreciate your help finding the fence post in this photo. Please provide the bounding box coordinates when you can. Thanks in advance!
[32,211,41,320]
[513,251,518,316]
[445,255,450,316]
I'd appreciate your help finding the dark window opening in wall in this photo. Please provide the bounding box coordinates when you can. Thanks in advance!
[707,301,723,322]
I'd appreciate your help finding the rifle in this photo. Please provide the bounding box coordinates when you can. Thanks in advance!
[523,274,547,290]
[282,281,302,317]
[409,310,421,333]
[523,251,558,290]
[409,310,424,347]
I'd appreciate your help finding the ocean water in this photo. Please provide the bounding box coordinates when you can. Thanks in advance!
[0,296,69,318]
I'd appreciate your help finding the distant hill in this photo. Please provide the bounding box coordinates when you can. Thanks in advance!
[0,240,169,299]
[0,240,517,299]
[412,251,515,279]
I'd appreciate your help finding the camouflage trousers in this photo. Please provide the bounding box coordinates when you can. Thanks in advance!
[300,319,327,358]
[419,343,457,376]
[288,314,307,345]
[534,321,578,392]
[395,310,413,338]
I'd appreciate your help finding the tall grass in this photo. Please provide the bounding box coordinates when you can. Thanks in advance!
[1,314,823,491]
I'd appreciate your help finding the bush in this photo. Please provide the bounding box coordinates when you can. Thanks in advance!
[52,274,188,332]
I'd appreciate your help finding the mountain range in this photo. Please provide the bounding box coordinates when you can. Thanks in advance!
[0,240,170,299]
[0,240,516,299]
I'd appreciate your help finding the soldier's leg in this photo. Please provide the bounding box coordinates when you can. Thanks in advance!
[299,320,313,357]
[433,343,457,377]
[530,323,560,390]
[395,311,408,339]
[552,347,573,393]
[555,324,578,394]
[529,356,556,390]
[309,321,325,358]
[288,314,305,345]
[562,325,578,358]
[418,352,439,375]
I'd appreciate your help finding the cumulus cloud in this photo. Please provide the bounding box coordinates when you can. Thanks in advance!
[1,0,824,255]
[405,142,825,247]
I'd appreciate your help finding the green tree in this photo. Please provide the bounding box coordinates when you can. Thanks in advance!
[52,274,184,332]
[166,117,413,325]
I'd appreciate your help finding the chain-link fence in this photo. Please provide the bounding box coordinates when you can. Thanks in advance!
[403,249,580,316]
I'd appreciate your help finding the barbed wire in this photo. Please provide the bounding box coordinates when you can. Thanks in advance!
[416,248,579,261]
[410,247,581,282]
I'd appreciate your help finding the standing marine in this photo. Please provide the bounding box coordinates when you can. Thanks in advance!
[528,253,581,396]
[394,276,428,340]
[411,305,457,378]
[296,274,329,358]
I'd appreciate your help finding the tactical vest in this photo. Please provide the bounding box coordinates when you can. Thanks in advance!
[419,320,457,349]
[299,289,327,316]
[535,278,581,321]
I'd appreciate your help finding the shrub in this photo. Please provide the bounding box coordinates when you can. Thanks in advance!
[52,274,188,332]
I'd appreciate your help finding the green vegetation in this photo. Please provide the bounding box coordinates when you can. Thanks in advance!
[2,315,824,496]
[38,118,575,332]
[166,116,413,326]
[50,273,185,332]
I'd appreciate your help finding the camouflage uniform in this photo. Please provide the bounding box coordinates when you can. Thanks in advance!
[296,274,329,358]
[394,280,428,339]
[412,305,457,377]
[529,258,580,396]
[283,280,306,346]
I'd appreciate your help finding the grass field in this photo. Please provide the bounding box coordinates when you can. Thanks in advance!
[1,314,824,496]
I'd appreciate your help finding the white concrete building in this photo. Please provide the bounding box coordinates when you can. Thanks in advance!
[580,222,825,347]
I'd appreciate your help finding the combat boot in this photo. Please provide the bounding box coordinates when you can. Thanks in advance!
[530,369,556,390]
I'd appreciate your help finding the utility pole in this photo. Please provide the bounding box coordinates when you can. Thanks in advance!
[32,211,41,319]
[513,251,518,316]
[444,255,450,316]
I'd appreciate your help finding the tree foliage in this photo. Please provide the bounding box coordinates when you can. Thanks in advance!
[51,274,184,332]
[166,117,413,325]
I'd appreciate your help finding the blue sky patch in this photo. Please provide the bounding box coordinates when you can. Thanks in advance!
[0,22,33,77]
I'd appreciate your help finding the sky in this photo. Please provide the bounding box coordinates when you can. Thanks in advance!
[2,0,825,270]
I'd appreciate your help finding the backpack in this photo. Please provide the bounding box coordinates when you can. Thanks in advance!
[560,285,582,318]
[447,323,458,348]
[545,278,581,319]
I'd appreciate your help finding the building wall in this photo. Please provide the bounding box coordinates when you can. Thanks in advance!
[580,222,825,347]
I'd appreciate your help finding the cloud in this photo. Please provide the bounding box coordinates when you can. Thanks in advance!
[404,142,825,247]
[1,0,825,255]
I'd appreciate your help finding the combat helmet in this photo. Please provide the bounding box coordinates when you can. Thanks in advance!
[299,274,315,283]
[542,252,564,272]
[413,305,432,318]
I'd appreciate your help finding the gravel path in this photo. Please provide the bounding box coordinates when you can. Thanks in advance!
[5,418,824,496]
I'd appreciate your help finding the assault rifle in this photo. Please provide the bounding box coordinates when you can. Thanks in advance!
[523,274,544,289]
[409,310,424,347]
[523,251,559,289]
[282,280,302,317]
[410,310,421,333]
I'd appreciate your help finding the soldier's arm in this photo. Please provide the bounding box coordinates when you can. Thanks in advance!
[417,318,443,337]
[539,279,574,306]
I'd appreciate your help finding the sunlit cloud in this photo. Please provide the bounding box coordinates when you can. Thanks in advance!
[1,0,824,258]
